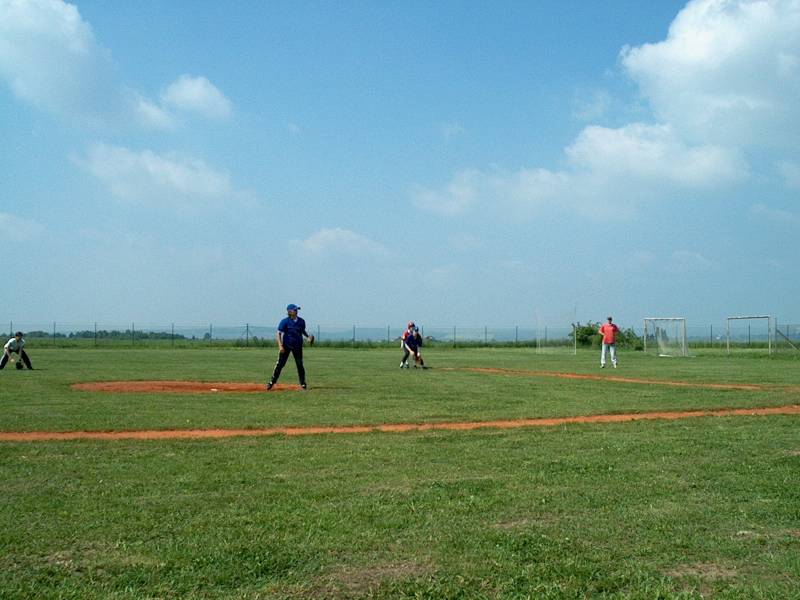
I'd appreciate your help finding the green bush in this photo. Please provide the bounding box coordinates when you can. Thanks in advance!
[570,321,642,350]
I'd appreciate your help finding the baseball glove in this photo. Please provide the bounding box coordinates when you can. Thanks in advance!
[308,335,315,346]
[16,361,24,370]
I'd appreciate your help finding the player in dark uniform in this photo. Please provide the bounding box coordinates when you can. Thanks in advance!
[400,322,425,368]
[267,304,314,390]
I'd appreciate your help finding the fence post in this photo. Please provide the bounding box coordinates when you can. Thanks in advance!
[453,326,456,348]
[317,324,320,342]
[710,324,713,348]
[171,323,175,348]
[726,319,730,354]
[387,325,390,344]
[515,325,518,345]
[773,317,777,354]
[484,325,487,345]
[53,322,56,347]
[209,323,213,346]
[768,317,772,355]
[246,323,250,347]
[352,324,356,345]
[131,322,135,347]
[94,322,97,347]
[573,323,577,355]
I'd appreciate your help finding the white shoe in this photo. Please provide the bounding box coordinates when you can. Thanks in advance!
[600,364,605,368]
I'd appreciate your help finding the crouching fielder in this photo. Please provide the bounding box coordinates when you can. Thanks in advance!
[400,322,425,368]
[1,331,33,370]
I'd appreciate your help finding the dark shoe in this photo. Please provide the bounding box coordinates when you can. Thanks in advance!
[300,383,307,390]
[266,381,274,390]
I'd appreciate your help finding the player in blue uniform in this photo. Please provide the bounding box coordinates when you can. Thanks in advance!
[267,304,314,390]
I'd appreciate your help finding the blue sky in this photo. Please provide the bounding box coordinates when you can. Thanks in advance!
[1,0,799,330]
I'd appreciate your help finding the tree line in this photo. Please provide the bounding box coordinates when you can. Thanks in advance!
[7,330,189,340]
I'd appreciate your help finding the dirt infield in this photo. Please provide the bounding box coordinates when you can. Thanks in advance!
[71,381,296,393]
[2,405,799,442]
[71,370,776,395]
[0,373,791,442]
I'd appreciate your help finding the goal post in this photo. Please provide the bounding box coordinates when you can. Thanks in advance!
[725,315,774,354]
[643,317,688,357]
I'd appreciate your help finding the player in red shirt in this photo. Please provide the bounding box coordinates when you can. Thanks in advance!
[598,316,619,368]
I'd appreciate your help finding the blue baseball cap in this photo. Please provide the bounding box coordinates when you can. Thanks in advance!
[286,303,301,311]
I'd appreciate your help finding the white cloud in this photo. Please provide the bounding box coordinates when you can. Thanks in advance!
[0,212,44,241]
[413,123,745,219]
[136,75,233,128]
[0,0,122,126]
[290,228,389,258]
[621,0,800,148]
[566,123,747,187]
[161,75,232,119]
[411,169,482,216]
[133,96,177,130]
[415,1,797,221]
[0,1,231,129]
[78,143,235,208]
[413,165,578,218]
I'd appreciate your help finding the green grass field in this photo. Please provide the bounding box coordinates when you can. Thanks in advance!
[1,347,799,598]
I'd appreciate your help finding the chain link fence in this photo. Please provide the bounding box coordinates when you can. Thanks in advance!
[0,321,575,348]
[2,320,798,350]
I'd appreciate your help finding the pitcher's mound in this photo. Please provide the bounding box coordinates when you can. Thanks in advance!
[71,381,297,393]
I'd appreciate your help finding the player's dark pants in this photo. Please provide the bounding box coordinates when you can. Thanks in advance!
[402,344,423,366]
[0,349,33,370]
[270,346,305,385]
[401,347,413,363]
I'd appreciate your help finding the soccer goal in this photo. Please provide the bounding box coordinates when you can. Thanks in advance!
[726,315,774,355]
[643,317,688,357]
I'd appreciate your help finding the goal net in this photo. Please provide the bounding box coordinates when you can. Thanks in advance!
[726,315,774,354]
[643,317,688,357]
